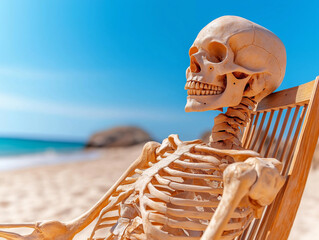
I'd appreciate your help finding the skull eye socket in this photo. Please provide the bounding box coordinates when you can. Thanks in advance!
[189,46,198,56]
[207,41,227,63]
[232,71,249,79]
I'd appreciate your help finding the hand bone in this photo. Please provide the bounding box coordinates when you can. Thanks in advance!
[0,221,72,240]
[201,157,285,240]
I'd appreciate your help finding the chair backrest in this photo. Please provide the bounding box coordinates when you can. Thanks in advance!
[239,77,319,240]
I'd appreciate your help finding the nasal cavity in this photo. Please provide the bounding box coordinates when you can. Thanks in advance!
[190,56,201,73]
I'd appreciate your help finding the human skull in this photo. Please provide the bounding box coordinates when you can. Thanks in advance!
[185,16,286,112]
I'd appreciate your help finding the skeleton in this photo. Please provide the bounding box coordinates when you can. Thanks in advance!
[0,16,287,240]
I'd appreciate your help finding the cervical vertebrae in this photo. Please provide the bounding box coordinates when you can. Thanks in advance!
[210,97,257,150]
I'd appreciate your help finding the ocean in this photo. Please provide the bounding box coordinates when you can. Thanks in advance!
[0,137,85,156]
[0,137,94,171]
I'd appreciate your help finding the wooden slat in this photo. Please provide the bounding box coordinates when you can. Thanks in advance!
[257,110,274,153]
[283,105,308,175]
[255,204,274,240]
[245,218,260,240]
[264,77,319,239]
[250,112,267,150]
[256,80,315,111]
[241,114,255,146]
[265,109,283,157]
[244,112,260,149]
[279,106,300,163]
[238,224,250,239]
[272,107,291,158]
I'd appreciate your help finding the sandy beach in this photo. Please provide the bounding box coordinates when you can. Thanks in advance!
[0,144,318,239]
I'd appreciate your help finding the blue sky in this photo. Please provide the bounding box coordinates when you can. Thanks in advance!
[0,0,318,142]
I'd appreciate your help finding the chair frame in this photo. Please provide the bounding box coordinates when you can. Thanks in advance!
[240,76,319,239]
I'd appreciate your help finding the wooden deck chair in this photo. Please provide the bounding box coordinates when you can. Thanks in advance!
[239,76,319,240]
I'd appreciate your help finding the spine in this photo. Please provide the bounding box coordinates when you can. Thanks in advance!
[210,97,256,150]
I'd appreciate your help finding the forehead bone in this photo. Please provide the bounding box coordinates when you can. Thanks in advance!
[195,16,254,44]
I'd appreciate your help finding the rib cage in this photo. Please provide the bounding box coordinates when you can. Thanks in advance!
[139,144,254,240]
[89,141,255,240]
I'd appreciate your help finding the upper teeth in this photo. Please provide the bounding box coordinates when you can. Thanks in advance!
[184,80,224,96]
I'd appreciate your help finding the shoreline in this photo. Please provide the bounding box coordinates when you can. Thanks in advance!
[0,149,101,171]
